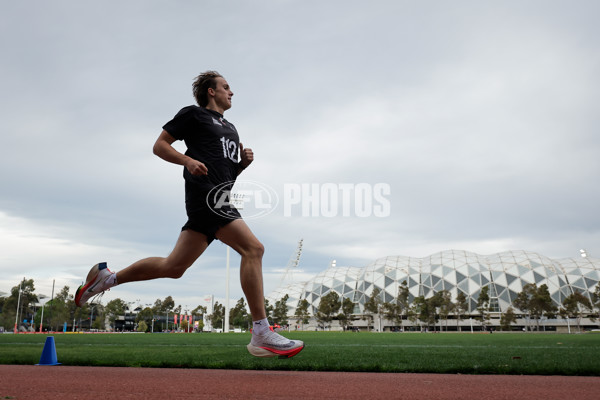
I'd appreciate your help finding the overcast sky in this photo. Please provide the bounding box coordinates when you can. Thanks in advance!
[1,1,598,312]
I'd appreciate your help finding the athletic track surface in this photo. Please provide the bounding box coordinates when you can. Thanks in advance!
[1,365,599,399]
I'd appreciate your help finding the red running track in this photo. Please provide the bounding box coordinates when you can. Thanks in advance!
[1,365,599,400]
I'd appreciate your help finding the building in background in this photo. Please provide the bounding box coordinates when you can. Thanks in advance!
[266,250,600,331]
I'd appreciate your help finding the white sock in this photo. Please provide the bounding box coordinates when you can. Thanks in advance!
[105,273,118,287]
[252,318,270,335]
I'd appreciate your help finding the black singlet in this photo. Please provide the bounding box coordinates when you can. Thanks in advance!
[162,105,240,190]
[162,106,242,239]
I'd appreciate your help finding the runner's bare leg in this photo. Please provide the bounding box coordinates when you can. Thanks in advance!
[215,219,267,320]
[116,229,210,284]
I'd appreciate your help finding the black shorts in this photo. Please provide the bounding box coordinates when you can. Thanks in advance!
[182,181,241,243]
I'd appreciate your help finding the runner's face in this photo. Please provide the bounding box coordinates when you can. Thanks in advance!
[213,77,233,111]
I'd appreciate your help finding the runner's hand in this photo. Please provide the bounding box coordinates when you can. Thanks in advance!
[185,158,208,176]
[240,142,254,169]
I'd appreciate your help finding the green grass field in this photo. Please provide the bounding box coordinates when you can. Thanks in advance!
[1,332,599,375]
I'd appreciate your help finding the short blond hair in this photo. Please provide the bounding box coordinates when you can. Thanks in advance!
[192,71,223,107]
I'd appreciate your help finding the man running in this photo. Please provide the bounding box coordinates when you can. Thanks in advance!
[75,71,304,359]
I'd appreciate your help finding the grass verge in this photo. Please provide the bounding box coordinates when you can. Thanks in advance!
[1,331,598,375]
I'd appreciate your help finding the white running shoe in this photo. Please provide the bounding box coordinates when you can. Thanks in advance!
[75,262,114,307]
[247,330,304,358]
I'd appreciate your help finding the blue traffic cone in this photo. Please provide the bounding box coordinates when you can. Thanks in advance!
[36,336,61,366]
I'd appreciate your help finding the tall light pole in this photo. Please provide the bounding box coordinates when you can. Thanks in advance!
[134,299,140,331]
[224,246,230,333]
[48,279,55,332]
[39,303,45,333]
[14,279,24,334]
[36,294,48,333]
[184,305,189,333]
[89,303,97,331]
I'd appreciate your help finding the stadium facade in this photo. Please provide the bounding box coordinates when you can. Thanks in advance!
[266,250,600,330]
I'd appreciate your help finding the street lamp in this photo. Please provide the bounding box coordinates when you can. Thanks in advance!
[184,306,189,333]
[14,279,24,334]
[377,302,382,333]
[225,246,230,333]
[35,294,49,333]
[89,303,98,331]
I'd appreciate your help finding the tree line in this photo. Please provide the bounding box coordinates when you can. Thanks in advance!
[2,278,599,333]
[0,279,207,333]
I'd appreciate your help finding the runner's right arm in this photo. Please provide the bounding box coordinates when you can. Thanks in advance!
[153,129,208,176]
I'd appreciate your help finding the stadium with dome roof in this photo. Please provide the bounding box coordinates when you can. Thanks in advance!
[266,250,600,331]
